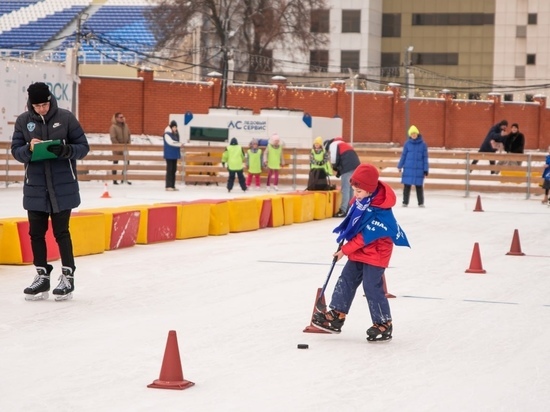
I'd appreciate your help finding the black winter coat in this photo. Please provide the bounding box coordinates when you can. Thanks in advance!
[11,96,89,213]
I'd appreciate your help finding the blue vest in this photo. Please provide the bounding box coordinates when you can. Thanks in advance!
[163,131,181,160]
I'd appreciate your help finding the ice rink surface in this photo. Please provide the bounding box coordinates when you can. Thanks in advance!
[1,181,549,412]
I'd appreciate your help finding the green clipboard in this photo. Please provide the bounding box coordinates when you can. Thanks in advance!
[31,140,61,162]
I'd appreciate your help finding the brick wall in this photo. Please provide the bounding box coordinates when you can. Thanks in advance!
[78,71,550,150]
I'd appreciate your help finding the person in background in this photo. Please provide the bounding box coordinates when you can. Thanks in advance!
[312,163,410,341]
[245,138,263,190]
[471,120,508,174]
[109,112,131,184]
[503,123,525,166]
[263,133,285,191]
[11,82,90,301]
[163,120,183,191]
[326,136,360,217]
[541,146,550,205]
[222,137,247,193]
[397,125,429,207]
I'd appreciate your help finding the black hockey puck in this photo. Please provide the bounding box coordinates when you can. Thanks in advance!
[297,344,309,349]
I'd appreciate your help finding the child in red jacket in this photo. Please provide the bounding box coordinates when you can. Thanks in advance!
[313,163,409,341]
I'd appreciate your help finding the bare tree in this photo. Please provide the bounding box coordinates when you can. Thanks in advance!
[146,0,329,82]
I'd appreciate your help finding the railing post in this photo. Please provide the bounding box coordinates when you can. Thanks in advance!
[465,152,470,197]
[526,154,532,199]
[291,148,297,190]
[123,145,129,182]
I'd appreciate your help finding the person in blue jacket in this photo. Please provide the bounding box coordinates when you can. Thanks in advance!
[163,120,183,191]
[397,125,429,207]
[11,82,90,301]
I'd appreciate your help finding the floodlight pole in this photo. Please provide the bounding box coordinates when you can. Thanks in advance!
[404,45,414,138]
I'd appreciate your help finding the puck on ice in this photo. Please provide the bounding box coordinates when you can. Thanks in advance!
[297,344,309,349]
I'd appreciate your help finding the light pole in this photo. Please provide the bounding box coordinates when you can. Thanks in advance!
[348,68,359,145]
[404,45,414,139]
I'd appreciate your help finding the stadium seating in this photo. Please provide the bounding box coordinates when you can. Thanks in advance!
[0,0,156,62]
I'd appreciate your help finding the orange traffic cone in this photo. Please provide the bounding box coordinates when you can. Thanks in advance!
[473,195,483,212]
[465,242,486,274]
[303,288,331,334]
[382,273,396,298]
[148,330,195,390]
[506,229,525,256]
[100,183,111,198]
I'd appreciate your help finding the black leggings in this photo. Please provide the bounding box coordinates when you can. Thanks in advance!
[28,209,75,270]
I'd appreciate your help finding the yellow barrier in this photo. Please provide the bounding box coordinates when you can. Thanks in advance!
[70,212,106,257]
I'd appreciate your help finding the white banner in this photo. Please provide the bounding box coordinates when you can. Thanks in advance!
[0,60,73,141]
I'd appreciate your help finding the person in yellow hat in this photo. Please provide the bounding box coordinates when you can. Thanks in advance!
[397,125,429,207]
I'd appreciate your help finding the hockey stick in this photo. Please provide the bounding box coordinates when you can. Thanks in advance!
[315,241,344,313]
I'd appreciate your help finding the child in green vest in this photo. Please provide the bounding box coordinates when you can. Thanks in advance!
[246,138,263,189]
[263,133,285,191]
[221,138,247,192]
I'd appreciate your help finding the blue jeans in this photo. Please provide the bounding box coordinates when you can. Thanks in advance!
[339,170,353,213]
[329,260,392,324]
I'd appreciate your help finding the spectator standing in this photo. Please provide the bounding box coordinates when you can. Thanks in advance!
[503,123,525,166]
[245,138,263,189]
[11,82,90,301]
[471,120,508,174]
[397,125,429,207]
[222,137,247,192]
[326,137,360,217]
[263,133,285,191]
[541,147,550,205]
[163,120,183,191]
[109,112,132,184]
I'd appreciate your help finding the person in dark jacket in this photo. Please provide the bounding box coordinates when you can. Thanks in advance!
[471,120,508,173]
[163,120,183,191]
[504,123,525,154]
[11,82,89,301]
[326,137,360,217]
[397,125,429,207]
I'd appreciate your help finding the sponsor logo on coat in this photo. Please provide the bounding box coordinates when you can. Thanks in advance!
[27,122,36,132]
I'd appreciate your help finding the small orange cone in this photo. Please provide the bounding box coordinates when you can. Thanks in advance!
[465,242,486,274]
[506,229,525,256]
[100,183,111,198]
[382,273,396,298]
[473,195,483,212]
[148,330,195,390]
[303,288,331,334]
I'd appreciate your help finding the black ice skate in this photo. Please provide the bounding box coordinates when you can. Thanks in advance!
[24,265,53,301]
[366,322,393,342]
[52,267,74,301]
[312,309,346,334]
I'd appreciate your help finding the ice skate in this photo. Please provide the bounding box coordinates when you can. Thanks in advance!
[312,309,345,334]
[24,265,53,301]
[366,322,393,342]
[52,267,74,301]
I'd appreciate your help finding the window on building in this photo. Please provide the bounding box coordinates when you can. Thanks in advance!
[528,13,537,25]
[412,13,494,26]
[311,9,330,33]
[381,53,401,67]
[516,26,527,38]
[413,53,458,65]
[341,50,360,72]
[342,10,361,33]
[527,54,536,65]
[504,94,514,102]
[468,93,481,100]
[525,94,534,102]
[382,13,401,37]
[515,66,526,79]
[310,50,329,72]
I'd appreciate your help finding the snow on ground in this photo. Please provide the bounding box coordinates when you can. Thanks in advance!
[0,180,549,412]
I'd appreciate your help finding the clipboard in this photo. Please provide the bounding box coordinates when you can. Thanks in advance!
[31,140,61,162]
